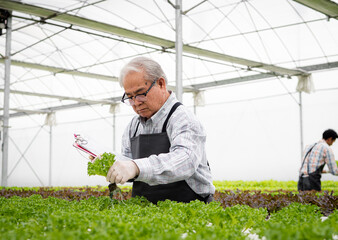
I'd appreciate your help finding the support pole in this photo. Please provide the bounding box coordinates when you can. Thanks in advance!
[175,0,183,102]
[49,125,52,186]
[1,12,12,187]
[299,91,304,157]
[45,112,55,187]
[109,104,119,152]
[113,112,116,152]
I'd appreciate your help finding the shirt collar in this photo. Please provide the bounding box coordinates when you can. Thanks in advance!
[319,139,328,146]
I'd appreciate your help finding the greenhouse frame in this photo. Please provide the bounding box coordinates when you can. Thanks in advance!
[0,0,338,187]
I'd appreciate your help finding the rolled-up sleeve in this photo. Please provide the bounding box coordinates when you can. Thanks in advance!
[326,148,338,175]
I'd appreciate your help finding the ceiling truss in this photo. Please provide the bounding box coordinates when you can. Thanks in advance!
[1,60,337,119]
[293,0,338,19]
[1,0,338,119]
[0,58,119,82]
[0,0,307,77]
[191,61,338,89]
[0,58,196,93]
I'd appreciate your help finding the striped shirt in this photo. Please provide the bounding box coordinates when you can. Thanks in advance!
[299,139,338,176]
[121,92,215,197]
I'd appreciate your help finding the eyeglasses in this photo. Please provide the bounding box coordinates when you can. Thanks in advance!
[121,79,157,106]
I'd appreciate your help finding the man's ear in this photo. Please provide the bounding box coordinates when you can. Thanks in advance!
[157,77,166,89]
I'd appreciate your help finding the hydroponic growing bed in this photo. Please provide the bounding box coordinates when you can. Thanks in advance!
[1,181,337,240]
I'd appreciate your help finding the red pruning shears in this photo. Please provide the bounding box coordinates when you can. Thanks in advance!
[73,133,97,160]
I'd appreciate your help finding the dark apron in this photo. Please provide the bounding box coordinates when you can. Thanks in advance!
[297,143,324,191]
[130,102,208,204]
[297,164,325,191]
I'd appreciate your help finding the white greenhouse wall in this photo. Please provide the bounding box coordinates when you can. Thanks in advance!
[1,70,338,187]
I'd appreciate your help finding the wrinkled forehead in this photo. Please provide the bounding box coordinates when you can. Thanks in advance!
[123,71,150,93]
[121,67,146,86]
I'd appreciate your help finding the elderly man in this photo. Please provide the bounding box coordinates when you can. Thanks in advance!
[106,57,215,204]
[298,129,338,191]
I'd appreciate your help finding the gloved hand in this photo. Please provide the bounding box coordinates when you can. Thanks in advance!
[106,160,139,184]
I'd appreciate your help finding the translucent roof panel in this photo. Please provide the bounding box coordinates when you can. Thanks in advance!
[0,0,337,114]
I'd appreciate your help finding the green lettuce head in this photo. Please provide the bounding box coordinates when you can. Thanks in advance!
[87,152,116,177]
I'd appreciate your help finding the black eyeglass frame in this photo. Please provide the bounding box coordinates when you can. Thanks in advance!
[121,79,157,105]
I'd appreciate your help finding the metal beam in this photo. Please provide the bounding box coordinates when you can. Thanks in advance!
[0,0,307,77]
[0,108,51,114]
[0,60,337,118]
[0,88,117,105]
[182,45,304,76]
[190,61,338,90]
[0,59,118,82]
[2,61,337,119]
[190,73,274,90]
[293,0,338,19]
[0,96,122,119]
[0,61,336,104]
[298,61,338,71]
[0,58,195,93]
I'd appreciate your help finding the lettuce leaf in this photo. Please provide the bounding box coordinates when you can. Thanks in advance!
[87,152,116,177]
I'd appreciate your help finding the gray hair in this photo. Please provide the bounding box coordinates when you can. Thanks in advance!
[119,57,168,87]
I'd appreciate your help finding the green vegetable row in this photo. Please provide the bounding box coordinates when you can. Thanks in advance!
[213,180,338,192]
[0,195,337,240]
[85,152,338,193]
[1,180,337,192]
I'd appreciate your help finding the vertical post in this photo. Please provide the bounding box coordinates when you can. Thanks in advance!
[175,0,183,102]
[299,91,304,157]
[113,112,116,152]
[49,125,52,186]
[109,104,118,152]
[1,12,12,187]
[45,112,55,187]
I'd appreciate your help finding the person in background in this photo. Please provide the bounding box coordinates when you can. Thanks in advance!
[106,57,215,204]
[298,129,338,191]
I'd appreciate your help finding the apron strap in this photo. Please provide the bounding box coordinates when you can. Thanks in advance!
[300,143,316,176]
[162,102,182,132]
[133,121,141,138]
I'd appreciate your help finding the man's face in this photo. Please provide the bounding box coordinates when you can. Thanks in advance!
[327,137,336,146]
[123,71,167,119]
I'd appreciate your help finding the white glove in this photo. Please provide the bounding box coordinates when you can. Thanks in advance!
[106,160,139,184]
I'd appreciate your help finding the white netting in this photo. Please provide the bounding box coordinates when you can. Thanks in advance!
[44,112,56,126]
[296,74,315,94]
